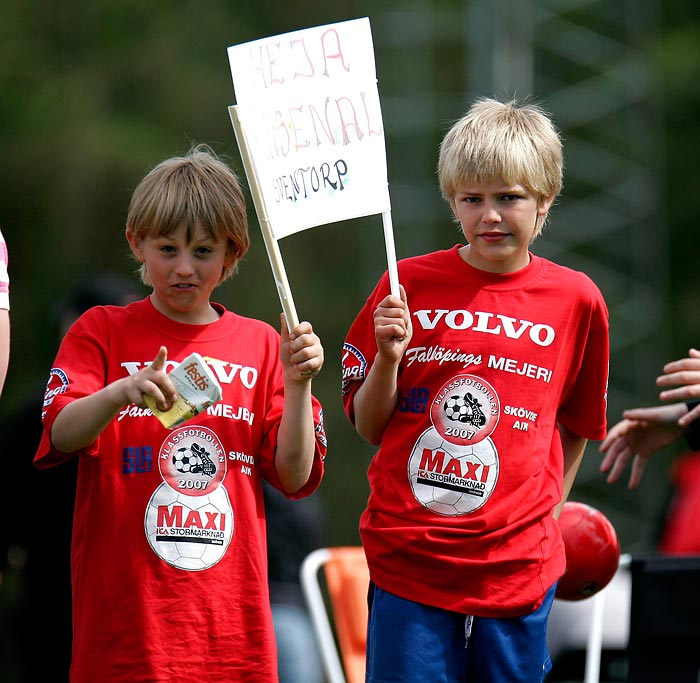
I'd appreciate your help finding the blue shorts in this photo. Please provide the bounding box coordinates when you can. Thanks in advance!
[365,582,555,683]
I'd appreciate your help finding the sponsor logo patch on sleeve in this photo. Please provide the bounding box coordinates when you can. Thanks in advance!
[341,343,367,396]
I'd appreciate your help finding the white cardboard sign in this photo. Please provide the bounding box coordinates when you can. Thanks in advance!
[227,17,391,239]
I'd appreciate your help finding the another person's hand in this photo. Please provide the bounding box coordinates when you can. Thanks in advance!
[599,403,688,488]
[656,347,700,426]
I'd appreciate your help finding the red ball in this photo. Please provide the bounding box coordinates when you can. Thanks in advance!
[555,501,621,601]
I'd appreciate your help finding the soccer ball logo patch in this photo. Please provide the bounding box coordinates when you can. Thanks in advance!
[147,425,231,570]
[158,425,226,496]
[145,482,233,571]
[431,375,499,446]
[443,393,487,427]
[408,428,499,516]
[406,374,502,515]
[172,443,216,476]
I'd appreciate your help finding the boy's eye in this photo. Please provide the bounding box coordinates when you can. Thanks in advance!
[461,196,480,204]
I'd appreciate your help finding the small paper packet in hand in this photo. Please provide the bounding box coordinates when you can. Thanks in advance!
[144,352,222,429]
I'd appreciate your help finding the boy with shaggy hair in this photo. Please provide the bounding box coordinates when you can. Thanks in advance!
[341,98,609,682]
[35,145,327,683]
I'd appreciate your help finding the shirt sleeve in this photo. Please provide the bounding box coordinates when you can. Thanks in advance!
[341,273,391,425]
[34,310,109,468]
[556,286,610,441]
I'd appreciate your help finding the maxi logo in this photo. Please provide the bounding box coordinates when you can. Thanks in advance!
[156,504,227,533]
[145,483,234,571]
[418,447,492,485]
[408,429,499,517]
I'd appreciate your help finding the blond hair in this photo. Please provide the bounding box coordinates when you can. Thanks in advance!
[438,98,563,236]
[127,144,249,284]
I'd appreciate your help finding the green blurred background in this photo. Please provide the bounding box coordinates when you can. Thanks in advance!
[0,0,698,678]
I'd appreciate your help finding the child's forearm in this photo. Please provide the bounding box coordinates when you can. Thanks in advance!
[50,379,130,453]
[0,309,9,398]
[352,354,401,445]
[274,381,316,493]
[554,424,587,519]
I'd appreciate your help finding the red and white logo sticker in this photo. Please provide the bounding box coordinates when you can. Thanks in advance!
[144,482,233,571]
[408,427,499,516]
[430,375,500,446]
[157,425,226,497]
[42,368,70,417]
[341,343,367,396]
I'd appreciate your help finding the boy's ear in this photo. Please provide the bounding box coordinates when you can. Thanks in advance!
[537,193,557,216]
[125,229,144,262]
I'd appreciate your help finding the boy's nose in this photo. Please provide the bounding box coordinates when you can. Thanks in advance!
[174,254,195,275]
[482,206,502,223]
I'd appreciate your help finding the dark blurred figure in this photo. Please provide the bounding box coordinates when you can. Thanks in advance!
[263,480,326,683]
[0,273,142,683]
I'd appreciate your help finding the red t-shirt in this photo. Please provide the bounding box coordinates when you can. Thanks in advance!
[35,297,327,683]
[342,246,608,617]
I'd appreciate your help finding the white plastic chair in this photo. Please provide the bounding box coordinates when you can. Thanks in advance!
[300,546,369,683]
[302,547,631,683]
